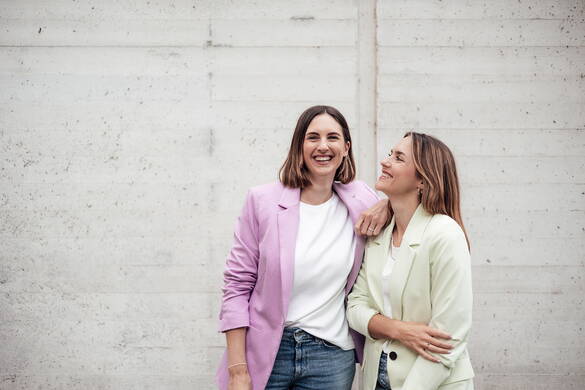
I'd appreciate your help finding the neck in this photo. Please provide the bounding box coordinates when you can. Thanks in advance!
[389,194,420,237]
[301,175,335,205]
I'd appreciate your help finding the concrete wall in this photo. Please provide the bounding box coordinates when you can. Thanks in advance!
[0,1,583,389]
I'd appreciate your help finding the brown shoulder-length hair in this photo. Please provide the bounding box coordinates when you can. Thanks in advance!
[405,131,470,249]
[279,105,356,188]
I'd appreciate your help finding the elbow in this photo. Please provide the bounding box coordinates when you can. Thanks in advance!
[345,296,363,329]
[345,302,361,333]
[345,303,356,328]
[346,303,379,341]
[222,280,255,300]
[346,309,358,331]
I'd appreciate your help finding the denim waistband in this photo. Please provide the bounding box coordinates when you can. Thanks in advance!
[282,327,320,343]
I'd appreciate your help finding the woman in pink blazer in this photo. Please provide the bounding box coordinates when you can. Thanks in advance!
[217,106,452,390]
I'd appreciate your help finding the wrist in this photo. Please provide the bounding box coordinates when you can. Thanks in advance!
[387,319,403,340]
[228,363,249,377]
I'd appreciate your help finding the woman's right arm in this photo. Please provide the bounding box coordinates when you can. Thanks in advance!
[219,190,261,390]
[367,314,452,363]
[346,252,381,340]
[347,250,452,362]
[226,328,252,390]
[220,189,260,331]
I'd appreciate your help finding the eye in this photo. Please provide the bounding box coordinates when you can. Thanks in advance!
[388,152,402,161]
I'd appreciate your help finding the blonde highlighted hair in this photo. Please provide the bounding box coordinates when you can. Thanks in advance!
[405,131,470,249]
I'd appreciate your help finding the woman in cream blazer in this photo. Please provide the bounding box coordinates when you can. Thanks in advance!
[347,132,474,390]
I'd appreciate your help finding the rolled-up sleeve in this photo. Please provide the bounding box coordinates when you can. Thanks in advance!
[218,190,260,332]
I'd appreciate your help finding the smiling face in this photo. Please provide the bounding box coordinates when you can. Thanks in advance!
[302,113,350,182]
[376,135,422,198]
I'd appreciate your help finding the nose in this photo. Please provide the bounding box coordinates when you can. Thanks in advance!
[317,137,329,151]
[381,156,391,167]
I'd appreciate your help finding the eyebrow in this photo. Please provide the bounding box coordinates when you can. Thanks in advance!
[306,131,342,136]
[390,149,405,156]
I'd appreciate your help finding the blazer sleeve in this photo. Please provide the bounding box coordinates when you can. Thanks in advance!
[402,227,473,390]
[346,244,380,342]
[218,189,260,332]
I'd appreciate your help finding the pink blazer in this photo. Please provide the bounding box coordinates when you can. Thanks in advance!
[217,180,380,390]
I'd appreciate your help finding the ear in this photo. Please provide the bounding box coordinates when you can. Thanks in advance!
[344,141,350,156]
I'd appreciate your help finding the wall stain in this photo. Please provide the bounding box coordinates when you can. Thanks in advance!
[291,16,315,21]
[208,128,215,156]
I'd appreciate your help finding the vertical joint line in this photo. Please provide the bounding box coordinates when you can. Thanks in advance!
[357,0,378,188]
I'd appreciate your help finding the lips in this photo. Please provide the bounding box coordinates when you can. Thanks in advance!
[379,170,393,180]
[313,155,333,162]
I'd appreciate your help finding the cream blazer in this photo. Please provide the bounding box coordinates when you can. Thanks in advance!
[347,204,474,390]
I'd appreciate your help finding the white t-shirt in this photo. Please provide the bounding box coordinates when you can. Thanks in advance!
[382,236,400,353]
[285,192,356,350]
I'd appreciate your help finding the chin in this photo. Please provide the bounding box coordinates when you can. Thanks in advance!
[375,179,388,191]
[310,164,340,176]
[375,183,393,197]
[306,168,334,179]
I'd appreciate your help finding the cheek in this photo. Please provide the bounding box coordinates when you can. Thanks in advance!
[333,142,347,155]
[301,145,312,167]
[389,167,415,186]
[401,168,420,187]
[391,166,404,178]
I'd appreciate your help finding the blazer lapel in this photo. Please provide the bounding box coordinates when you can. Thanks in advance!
[277,186,300,315]
[366,220,394,311]
[388,243,416,320]
[389,204,433,320]
[333,182,369,294]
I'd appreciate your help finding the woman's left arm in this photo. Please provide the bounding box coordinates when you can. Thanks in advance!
[401,227,473,390]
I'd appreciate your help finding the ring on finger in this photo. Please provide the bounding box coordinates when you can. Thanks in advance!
[367,227,375,232]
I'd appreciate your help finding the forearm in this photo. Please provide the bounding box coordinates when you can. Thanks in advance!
[368,314,452,364]
[226,327,248,365]
[225,327,251,387]
[367,313,403,340]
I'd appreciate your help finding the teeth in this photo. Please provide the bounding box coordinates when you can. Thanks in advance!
[315,156,332,161]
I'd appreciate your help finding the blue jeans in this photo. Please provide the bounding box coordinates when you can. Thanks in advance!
[375,352,392,390]
[265,327,356,390]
